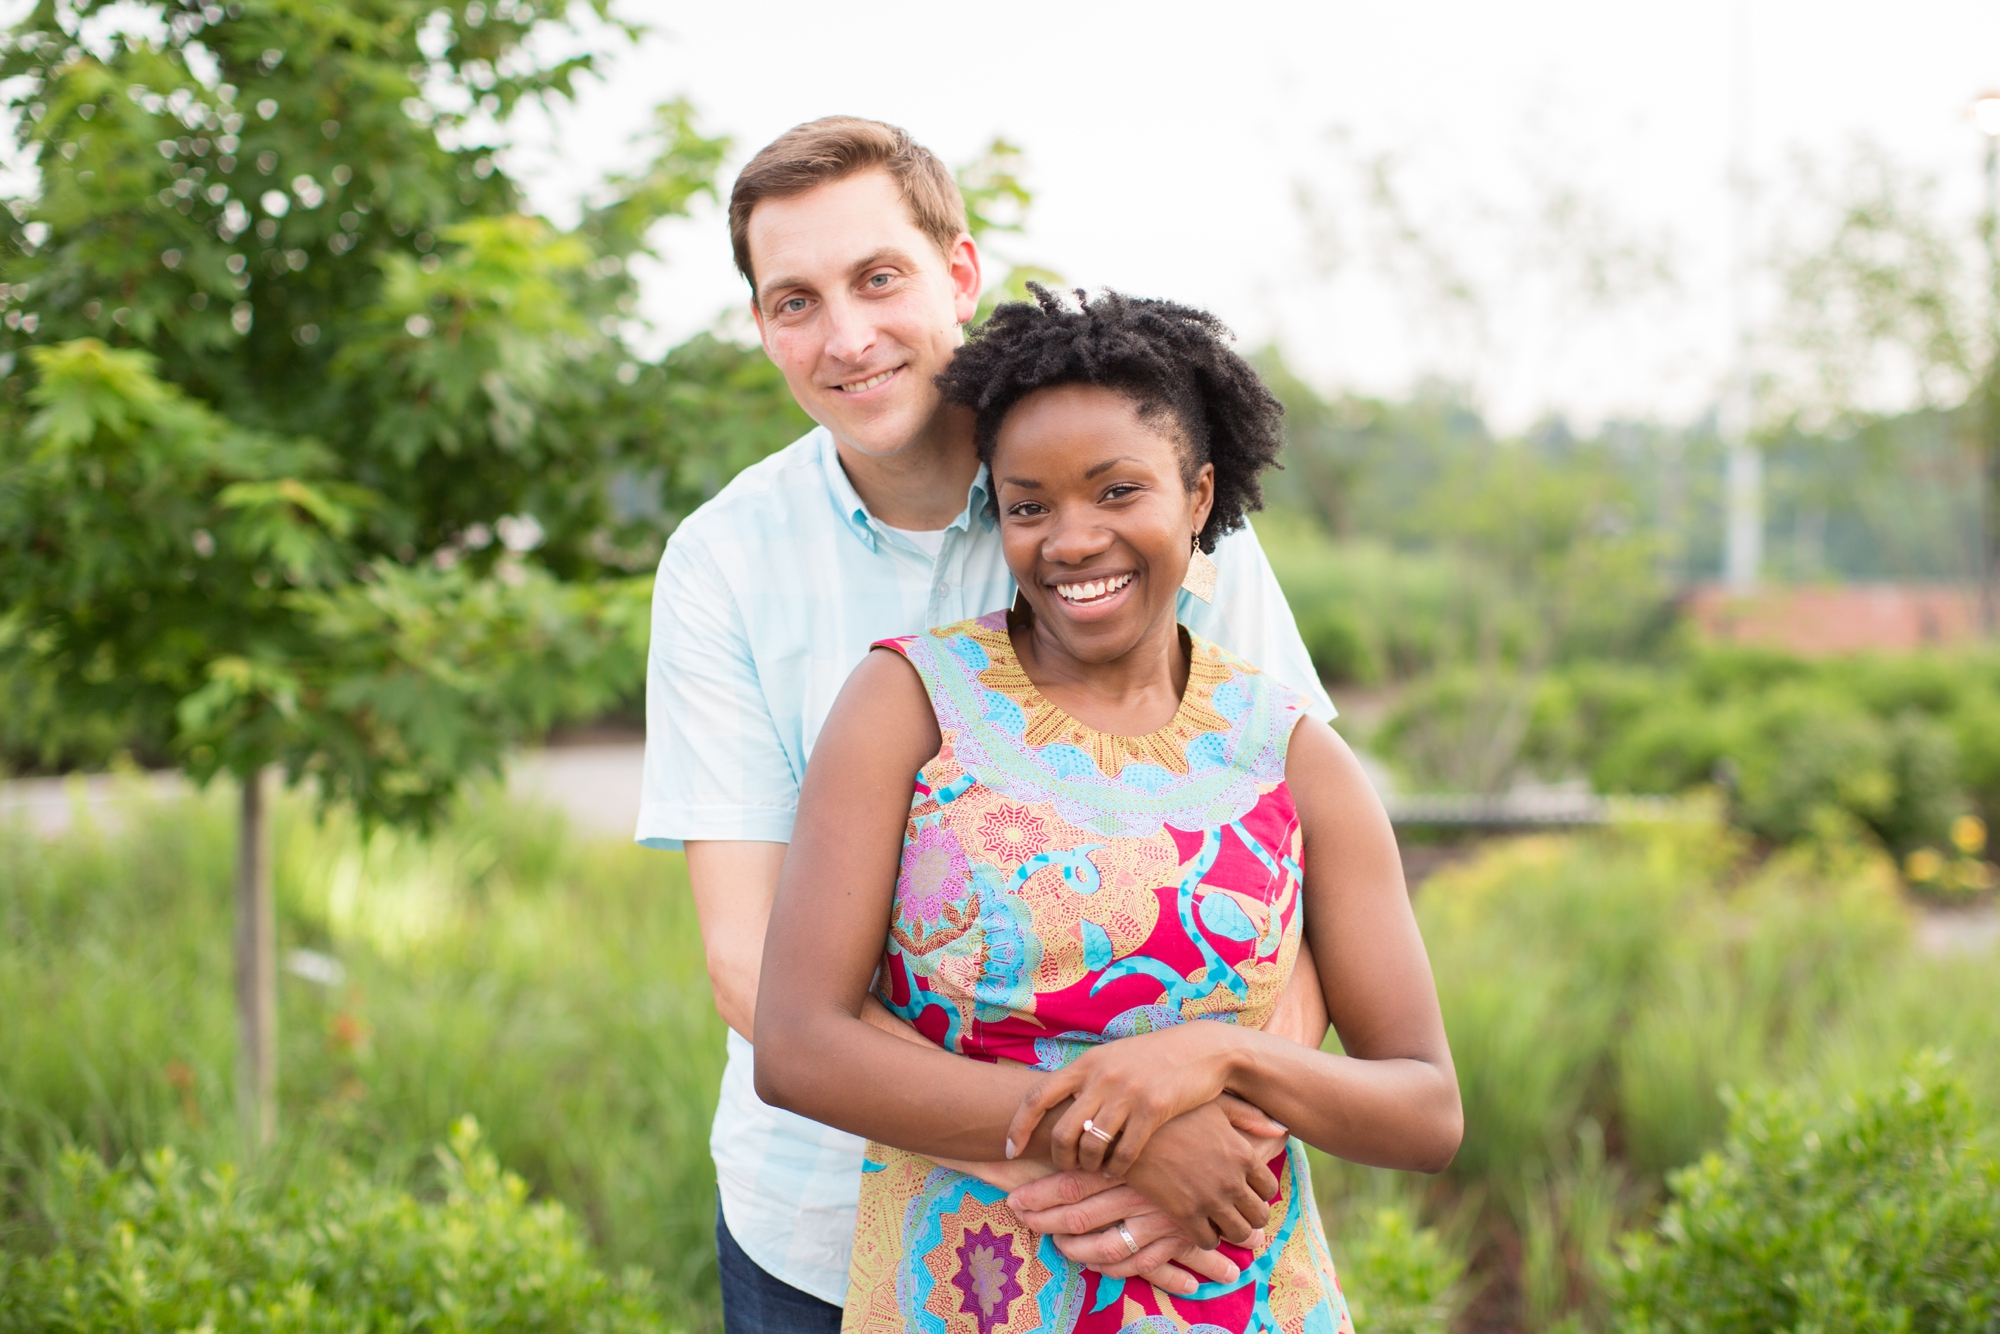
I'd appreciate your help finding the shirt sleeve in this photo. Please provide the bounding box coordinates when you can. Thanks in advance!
[636,535,801,850]
[1178,521,1337,722]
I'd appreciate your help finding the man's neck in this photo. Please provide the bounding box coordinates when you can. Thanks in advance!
[831,405,981,531]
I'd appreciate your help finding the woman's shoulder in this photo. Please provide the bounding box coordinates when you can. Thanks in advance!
[870,609,1010,661]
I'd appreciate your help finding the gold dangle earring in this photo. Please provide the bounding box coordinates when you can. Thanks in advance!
[1181,533,1218,603]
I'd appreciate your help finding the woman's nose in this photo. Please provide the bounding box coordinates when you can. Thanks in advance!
[1042,516,1113,565]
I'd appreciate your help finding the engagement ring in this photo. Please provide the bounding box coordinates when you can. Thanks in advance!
[1082,1118,1115,1146]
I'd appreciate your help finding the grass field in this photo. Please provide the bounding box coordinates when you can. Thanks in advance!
[3,783,1995,1331]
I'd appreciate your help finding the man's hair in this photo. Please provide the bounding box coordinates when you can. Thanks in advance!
[935,286,1285,554]
[728,117,967,291]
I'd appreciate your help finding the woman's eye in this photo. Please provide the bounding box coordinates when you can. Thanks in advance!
[1008,502,1047,517]
[1104,484,1139,500]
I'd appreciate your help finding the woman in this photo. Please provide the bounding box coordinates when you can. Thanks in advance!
[755,288,1460,1333]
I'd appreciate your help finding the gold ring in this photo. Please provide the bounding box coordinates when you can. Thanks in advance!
[1082,1118,1115,1146]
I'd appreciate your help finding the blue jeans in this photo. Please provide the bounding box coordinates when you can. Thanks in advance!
[716,1207,843,1334]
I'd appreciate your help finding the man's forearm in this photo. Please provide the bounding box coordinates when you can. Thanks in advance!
[685,841,787,1042]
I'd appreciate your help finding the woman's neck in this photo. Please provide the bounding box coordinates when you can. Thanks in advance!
[1010,608,1190,739]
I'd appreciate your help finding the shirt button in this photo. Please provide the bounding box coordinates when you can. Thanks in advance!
[934,582,948,598]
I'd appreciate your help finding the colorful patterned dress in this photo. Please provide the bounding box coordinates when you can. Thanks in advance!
[845,610,1353,1334]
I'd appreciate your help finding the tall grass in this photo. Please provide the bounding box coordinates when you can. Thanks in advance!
[0,783,725,1327]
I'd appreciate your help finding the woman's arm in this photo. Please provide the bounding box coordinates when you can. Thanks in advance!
[1005,717,1463,1176]
[753,648,1280,1245]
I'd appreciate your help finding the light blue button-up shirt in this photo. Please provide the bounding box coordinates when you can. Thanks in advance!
[637,425,1332,1304]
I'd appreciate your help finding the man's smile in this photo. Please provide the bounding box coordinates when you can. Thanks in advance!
[835,366,901,394]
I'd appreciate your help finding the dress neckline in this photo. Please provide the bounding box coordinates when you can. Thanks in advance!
[968,613,1235,779]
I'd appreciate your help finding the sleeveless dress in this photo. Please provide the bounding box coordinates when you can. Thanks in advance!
[844,610,1354,1334]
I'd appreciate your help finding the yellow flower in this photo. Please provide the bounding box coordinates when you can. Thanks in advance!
[1903,848,1945,884]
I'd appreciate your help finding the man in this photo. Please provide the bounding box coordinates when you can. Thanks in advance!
[637,117,1334,1331]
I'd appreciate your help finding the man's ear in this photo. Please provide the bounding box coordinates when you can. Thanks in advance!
[948,232,982,327]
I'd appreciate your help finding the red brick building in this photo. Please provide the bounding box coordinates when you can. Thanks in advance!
[1683,584,1985,654]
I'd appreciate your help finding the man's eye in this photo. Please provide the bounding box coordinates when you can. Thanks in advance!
[782,297,808,314]
[867,273,891,288]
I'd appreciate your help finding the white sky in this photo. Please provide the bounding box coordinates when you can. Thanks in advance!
[5,0,1996,430]
[504,0,2000,432]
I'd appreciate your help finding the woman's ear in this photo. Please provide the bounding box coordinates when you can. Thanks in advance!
[1189,461,1216,537]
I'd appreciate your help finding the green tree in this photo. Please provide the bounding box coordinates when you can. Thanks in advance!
[0,0,757,1144]
[1767,142,1997,624]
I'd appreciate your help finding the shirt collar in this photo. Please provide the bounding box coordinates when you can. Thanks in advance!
[816,428,994,551]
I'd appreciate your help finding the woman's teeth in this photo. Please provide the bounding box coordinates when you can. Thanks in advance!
[838,368,897,393]
[1055,573,1135,604]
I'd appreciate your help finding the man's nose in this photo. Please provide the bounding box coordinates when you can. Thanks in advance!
[821,293,878,367]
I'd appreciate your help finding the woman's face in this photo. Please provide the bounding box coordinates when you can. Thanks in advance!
[990,383,1214,665]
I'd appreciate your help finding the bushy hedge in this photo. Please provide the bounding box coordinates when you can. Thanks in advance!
[0,1119,673,1334]
[1377,648,2000,864]
[1617,1058,2000,1334]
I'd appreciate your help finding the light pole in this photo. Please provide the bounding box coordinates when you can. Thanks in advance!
[1723,0,1761,595]
[1975,93,2000,635]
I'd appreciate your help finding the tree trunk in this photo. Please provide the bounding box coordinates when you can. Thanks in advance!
[235,767,277,1148]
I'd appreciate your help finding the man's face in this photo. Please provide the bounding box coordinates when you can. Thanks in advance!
[747,169,981,461]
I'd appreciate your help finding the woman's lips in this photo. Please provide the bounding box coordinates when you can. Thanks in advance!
[1052,572,1135,605]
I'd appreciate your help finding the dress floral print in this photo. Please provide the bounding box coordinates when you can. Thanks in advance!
[842,611,1354,1334]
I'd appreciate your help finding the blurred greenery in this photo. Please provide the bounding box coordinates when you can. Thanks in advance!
[1618,1056,2000,1334]
[1308,815,2000,1330]
[4,788,1997,1331]
[0,789,724,1325]
[0,1118,674,1333]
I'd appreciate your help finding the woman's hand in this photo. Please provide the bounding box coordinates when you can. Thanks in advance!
[1006,1020,1252,1176]
[1118,1097,1278,1248]
[1008,1101,1289,1295]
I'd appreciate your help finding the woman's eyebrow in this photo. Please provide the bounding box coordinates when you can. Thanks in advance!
[1084,455,1143,478]
[999,476,1043,488]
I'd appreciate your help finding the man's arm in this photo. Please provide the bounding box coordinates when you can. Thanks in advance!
[684,841,786,1041]
[685,839,937,1048]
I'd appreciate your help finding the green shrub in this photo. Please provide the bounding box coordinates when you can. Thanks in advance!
[1334,1204,1466,1334]
[0,1119,672,1333]
[1617,1057,2000,1334]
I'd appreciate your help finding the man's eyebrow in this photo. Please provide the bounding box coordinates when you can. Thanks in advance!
[1084,456,1143,478]
[756,274,809,306]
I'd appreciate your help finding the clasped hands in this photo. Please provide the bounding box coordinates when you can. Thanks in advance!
[1001,1024,1285,1298]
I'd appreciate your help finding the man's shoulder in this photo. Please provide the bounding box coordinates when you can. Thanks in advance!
[666,428,835,560]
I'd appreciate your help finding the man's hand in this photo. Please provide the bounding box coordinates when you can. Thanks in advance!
[1008,1097,1286,1291]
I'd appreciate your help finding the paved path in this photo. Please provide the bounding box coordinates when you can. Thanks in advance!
[0,742,646,841]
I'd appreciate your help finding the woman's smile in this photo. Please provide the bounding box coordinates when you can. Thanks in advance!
[1051,571,1136,609]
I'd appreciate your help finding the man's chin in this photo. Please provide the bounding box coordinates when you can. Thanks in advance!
[819,399,936,461]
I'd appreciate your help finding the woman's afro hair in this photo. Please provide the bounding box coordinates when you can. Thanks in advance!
[936,285,1284,553]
